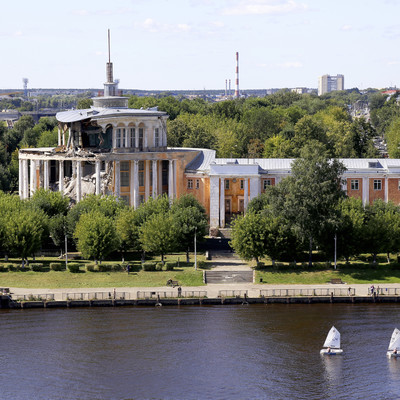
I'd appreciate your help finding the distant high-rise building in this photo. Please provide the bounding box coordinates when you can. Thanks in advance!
[318,74,344,96]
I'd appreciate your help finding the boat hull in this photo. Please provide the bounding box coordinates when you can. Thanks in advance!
[320,348,343,355]
[387,351,400,358]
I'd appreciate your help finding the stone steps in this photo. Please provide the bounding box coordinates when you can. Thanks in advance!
[205,270,253,284]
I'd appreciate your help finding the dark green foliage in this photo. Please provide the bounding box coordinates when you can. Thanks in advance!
[0,265,8,272]
[30,263,45,272]
[86,263,96,272]
[67,263,80,273]
[50,263,64,271]
[97,264,113,272]
[142,262,157,271]
[165,262,176,271]
[155,262,163,271]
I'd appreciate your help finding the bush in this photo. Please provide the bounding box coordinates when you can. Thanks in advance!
[165,262,176,271]
[112,263,123,272]
[198,261,207,269]
[142,262,156,271]
[0,264,8,272]
[31,263,45,272]
[67,263,80,273]
[50,263,64,271]
[98,264,112,272]
[155,262,163,271]
[86,263,96,272]
[255,262,265,270]
[6,264,18,271]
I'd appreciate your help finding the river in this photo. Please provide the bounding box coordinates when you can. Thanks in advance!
[1,304,400,400]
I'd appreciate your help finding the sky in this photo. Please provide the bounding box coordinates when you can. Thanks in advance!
[2,0,400,91]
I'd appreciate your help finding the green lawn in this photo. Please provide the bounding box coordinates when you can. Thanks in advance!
[0,254,206,288]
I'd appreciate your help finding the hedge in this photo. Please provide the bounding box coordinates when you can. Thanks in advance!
[50,263,64,271]
[142,262,157,271]
[67,263,80,273]
[165,262,176,271]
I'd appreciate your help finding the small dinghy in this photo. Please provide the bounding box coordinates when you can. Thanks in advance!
[320,326,343,355]
[387,328,400,358]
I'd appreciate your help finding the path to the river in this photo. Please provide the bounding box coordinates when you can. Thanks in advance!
[6,251,400,299]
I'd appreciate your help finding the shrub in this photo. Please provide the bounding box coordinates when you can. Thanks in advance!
[31,263,45,272]
[0,264,8,272]
[111,263,123,272]
[155,262,163,271]
[255,262,265,270]
[165,261,176,271]
[50,263,64,271]
[67,263,80,273]
[6,264,18,271]
[198,261,207,269]
[86,264,96,272]
[142,262,156,271]
[289,262,297,268]
[98,264,112,272]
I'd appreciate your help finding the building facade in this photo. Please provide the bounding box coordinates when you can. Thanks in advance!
[318,74,344,96]
[17,59,400,232]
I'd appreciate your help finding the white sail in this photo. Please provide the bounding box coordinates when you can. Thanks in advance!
[388,328,400,351]
[323,326,341,349]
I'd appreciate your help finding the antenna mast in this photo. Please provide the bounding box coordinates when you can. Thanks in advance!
[106,29,113,84]
[108,29,111,63]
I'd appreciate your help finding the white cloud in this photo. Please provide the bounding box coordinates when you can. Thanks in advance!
[14,31,23,37]
[223,0,308,16]
[341,25,352,31]
[277,61,303,68]
[140,19,192,34]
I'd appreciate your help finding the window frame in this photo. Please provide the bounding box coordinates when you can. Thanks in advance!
[373,179,382,191]
[351,179,359,191]
[187,179,193,189]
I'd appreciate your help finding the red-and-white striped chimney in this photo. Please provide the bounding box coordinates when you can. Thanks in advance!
[234,51,239,98]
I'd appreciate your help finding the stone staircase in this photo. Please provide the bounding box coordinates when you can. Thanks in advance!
[205,270,253,284]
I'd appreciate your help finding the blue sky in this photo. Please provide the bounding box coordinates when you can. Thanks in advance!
[2,0,400,91]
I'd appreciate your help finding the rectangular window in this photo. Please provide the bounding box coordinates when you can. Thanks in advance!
[398,179,400,191]
[351,179,359,190]
[154,128,159,147]
[130,128,136,148]
[162,161,168,185]
[116,128,121,148]
[122,128,127,148]
[225,180,230,190]
[139,128,144,150]
[101,161,106,171]
[240,179,244,190]
[374,179,382,190]
[196,179,200,189]
[263,179,271,190]
[187,179,193,189]
[139,161,144,186]
[120,161,129,187]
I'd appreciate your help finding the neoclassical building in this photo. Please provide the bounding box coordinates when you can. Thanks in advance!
[18,56,400,231]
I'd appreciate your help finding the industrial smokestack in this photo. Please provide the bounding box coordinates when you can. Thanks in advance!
[225,79,227,96]
[235,52,239,98]
[229,79,231,96]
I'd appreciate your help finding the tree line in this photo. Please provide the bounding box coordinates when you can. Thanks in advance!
[0,191,208,266]
[230,143,400,265]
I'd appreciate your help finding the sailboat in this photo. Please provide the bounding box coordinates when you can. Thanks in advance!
[320,326,343,355]
[387,328,400,358]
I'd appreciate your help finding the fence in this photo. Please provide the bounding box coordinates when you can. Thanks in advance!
[136,291,207,299]
[61,292,133,301]
[260,288,356,297]
[218,290,248,298]
[13,294,55,301]
[368,287,400,296]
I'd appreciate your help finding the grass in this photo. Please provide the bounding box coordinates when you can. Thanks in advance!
[0,254,206,288]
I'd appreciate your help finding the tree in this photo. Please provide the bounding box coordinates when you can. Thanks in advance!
[115,207,140,253]
[29,188,69,217]
[77,98,93,109]
[272,143,346,265]
[4,208,46,266]
[171,198,208,262]
[139,212,178,263]
[230,212,266,263]
[74,211,119,263]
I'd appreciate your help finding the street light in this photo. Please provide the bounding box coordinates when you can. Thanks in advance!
[194,227,197,271]
[334,232,337,270]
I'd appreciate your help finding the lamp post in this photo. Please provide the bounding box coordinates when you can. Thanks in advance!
[334,232,337,270]
[65,225,68,269]
[194,227,197,271]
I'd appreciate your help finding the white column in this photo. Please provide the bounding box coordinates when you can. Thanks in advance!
[152,160,158,198]
[30,159,37,196]
[43,160,50,190]
[130,161,135,207]
[168,159,175,200]
[249,177,260,201]
[58,127,61,146]
[22,159,29,199]
[145,160,150,200]
[59,160,64,193]
[62,127,65,146]
[114,161,120,198]
[275,176,281,185]
[244,178,249,212]
[210,176,220,228]
[362,177,369,206]
[385,177,389,203]
[158,160,163,195]
[19,159,23,199]
[76,161,82,202]
[135,127,139,149]
[133,160,139,209]
[220,178,225,228]
[95,160,101,195]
